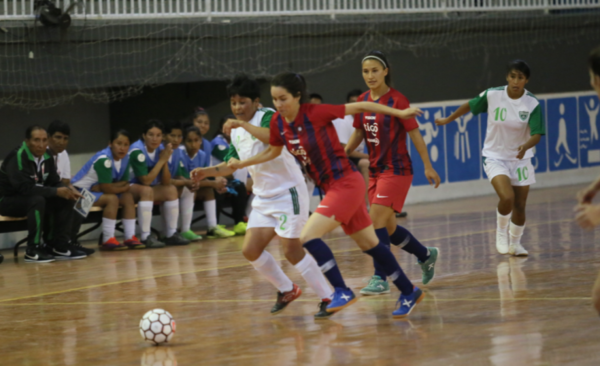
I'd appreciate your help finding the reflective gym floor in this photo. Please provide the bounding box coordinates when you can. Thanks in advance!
[1,184,599,366]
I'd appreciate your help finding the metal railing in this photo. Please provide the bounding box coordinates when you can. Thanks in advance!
[1,0,599,20]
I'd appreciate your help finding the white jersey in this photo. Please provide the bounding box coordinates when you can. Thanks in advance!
[227,108,305,198]
[332,115,365,153]
[54,150,71,180]
[470,86,545,161]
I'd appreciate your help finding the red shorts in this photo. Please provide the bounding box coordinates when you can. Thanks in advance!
[368,172,413,213]
[315,171,372,235]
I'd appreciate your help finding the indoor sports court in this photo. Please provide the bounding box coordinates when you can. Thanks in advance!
[1,184,599,365]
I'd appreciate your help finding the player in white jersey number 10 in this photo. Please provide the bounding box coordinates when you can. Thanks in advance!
[191,75,335,318]
[436,60,545,257]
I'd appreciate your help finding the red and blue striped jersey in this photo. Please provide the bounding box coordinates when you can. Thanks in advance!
[269,103,357,190]
[353,88,418,177]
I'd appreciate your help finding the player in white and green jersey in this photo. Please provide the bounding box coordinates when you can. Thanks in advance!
[191,75,333,318]
[436,60,545,256]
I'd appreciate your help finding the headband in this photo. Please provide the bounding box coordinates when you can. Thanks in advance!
[362,55,387,69]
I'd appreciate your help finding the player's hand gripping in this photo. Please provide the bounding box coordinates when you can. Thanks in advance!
[397,107,423,120]
[191,168,208,182]
[425,167,441,188]
[574,204,600,230]
[435,117,451,126]
[223,119,246,136]
[227,158,244,171]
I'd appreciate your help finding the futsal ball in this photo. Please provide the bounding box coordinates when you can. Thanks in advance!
[139,309,176,345]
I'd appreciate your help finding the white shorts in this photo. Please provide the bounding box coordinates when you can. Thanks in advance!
[483,158,536,186]
[247,183,309,239]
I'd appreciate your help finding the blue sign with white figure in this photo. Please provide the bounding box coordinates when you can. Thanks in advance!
[411,107,446,185]
[578,95,600,167]
[445,105,481,182]
[547,97,579,171]
[530,99,548,173]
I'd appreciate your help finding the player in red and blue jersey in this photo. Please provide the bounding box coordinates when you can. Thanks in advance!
[346,51,441,295]
[227,72,426,318]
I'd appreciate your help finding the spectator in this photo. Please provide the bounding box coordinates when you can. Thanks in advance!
[191,107,213,168]
[0,126,87,262]
[309,93,323,104]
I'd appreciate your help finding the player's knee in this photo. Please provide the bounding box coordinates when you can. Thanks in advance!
[105,194,120,207]
[300,233,317,245]
[120,192,135,206]
[140,186,153,200]
[166,185,178,200]
[499,193,514,207]
[242,245,261,262]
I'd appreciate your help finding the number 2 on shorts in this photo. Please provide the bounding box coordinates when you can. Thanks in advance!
[279,214,287,231]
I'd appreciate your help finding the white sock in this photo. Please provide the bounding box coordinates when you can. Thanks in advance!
[123,219,136,240]
[497,209,511,233]
[509,222,525,246]
[204,199,217,229]
[250,251,294,293]
[102,218,116,241]
[137,201,153,240]
[163,199,179,238]
[295,253,332,300]
[180,187,195,232]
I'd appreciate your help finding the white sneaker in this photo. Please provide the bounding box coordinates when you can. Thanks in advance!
[509,243,528,256]
[496,231,509,254]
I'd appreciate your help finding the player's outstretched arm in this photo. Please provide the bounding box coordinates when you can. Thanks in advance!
[224,119,270,144]
[408,129,441,188]
[191,162,234,181]
[345,102,423,120]
[228,145,283,170]
[577,176,600,204]
[435,102,471,126]
[345,129,364,156]
[516,134,542,160]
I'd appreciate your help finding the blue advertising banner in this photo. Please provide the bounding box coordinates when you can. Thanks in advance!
[547,97,579,171]
[411,107,447,185]
[578,95,600,168]
[445,106,481,182]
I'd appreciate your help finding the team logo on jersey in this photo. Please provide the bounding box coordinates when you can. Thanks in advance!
[519,111,529,121]
[296,126,304,135]
[104,160,112,168]
[138,154,146,163]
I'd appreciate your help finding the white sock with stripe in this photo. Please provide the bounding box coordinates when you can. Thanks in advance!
[137,201,153,241]
[180,187,195,232]
[250,251,294,293]
[162,199,179,238]
[123,219,136,240]
[102,218,116,242]
[204,199,217,229]
[294,252,332,300]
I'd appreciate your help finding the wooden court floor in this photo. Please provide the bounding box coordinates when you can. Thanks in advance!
[1,184,600,366]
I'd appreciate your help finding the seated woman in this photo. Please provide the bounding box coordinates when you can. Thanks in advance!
[180,125,235,238]
[71,130,145,251]
[128,120,190,247]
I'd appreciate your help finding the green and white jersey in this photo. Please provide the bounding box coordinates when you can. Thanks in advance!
[72,155,128,190]
[225,108,305,198]
[469,86,545,161]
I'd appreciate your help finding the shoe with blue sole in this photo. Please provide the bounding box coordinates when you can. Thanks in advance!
[392,286,425,318]
[326,287,357,312]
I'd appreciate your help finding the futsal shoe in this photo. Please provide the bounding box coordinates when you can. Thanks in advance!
[207,225,235,239]
[393,287,425,319]
[360,275,390,295]
[508,242,528,256]
[52,242,88,260]
[233,222,247,236]
[326,288,357,312]
[271,284,302,315]
[496,230,509,254]
[314,299,335,319]
[100,237,128,251]
[418,247,439,285]
[164,232,190,246]
[141,235,166,249]
[24,245,55,263]
[71,241,96,256]
[181,230,202,241]
[123,236,146,249]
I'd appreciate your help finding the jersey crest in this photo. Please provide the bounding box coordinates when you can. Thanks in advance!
[519,111,529,121]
